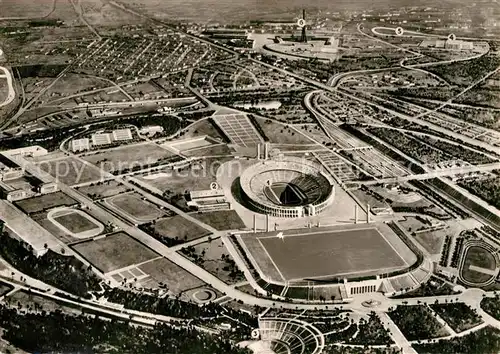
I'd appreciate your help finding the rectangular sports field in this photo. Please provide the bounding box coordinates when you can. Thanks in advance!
[14,191,77,214]
[37,157,103,186]
[243,225,413,282]
[82,143,175,173]
[72,232,159,274]
[53,212,99,234]
[106,192,164,222]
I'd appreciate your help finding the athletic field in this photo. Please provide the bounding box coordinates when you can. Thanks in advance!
[239,223,416,283]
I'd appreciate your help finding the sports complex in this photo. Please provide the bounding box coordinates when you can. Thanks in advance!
[239,157,335,218]
[235,222,433,299]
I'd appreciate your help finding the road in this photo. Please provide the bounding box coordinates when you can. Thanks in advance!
[0,66,15,108]
[356,163,500,185]
[0,41,100,130]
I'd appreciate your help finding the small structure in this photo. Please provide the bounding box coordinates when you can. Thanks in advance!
[112,128,133,141]
[188,188,231,212]
[139,125,164,136]
[71,138,90,152]
[91,133,112,146]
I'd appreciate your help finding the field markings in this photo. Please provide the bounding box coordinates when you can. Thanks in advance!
[106,256,163,276]
[374,226,410,267]
[255,237,287,283]
[255,226,411,281]
[468,265,497,275]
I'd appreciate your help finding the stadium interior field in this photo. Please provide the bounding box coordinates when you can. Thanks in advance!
[239,223,417,283]
[263,182,307,206]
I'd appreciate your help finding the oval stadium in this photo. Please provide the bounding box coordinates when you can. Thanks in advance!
[239,157,335,218]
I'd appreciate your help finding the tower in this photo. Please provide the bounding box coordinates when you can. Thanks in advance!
[300,9,307,43]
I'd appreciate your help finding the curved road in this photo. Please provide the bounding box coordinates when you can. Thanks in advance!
[0,66,15,108]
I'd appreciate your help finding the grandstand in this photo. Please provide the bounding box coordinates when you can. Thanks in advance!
[240,157,335,218]
[258,317,325,354]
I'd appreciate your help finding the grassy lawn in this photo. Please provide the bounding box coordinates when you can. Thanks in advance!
[180,238,245,285]
[152,215,210,242]
[108,193,164,221]
[138,258,205,294]
[72,232,159,273]
[255,118,316,145]
[191,210,246,231]
[414,231,445,255]
[53,211,100,233]
[82,143,175,173]
[38,157,103,186]
[461,245,497,284]
[0,281,14,297]
[77,180,130,199]
[140,156,234,194]
[14,191,77,214]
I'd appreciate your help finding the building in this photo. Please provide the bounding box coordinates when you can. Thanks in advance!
[91,133,112,146]
[4,145,48,158]
[0,182,29,201]
[188,189,231,212]
[71,138,90,152]
[0,200,59,256]
[319,36,341,53]
[139,125,164,136]
[445,39,473,50]
[239,157,335,218]
[38,182,58,194]
[112,128,133,141]
[0,154,24,181]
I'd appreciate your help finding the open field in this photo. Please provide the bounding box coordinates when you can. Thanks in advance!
[181,144,233,157]
[139,156,234,194]
[240,224,416,282]
[0,281,14,297]
[192,210,246,231]
[38,157,103,186]
[14,191,77,214]
[181,238,245,284]
[255,118,316,145]
[460,245,497,285]
[82,143,176,173]
[72,232,159,274]
[152,215,210,242]
[41,74,110,102]
[183,119,226,142]
[138,257,205,294]
[414,231,445,255]
[31,211,92,244]
[106,192,164,222]
[50,209,102,236]
[77,180,130,199]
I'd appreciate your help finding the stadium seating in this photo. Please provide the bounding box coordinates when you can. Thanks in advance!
[258,318,324,354]
[240,157,335,218]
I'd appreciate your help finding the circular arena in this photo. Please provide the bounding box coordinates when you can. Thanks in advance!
[239,157,335,218]
[257,317,325,354]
